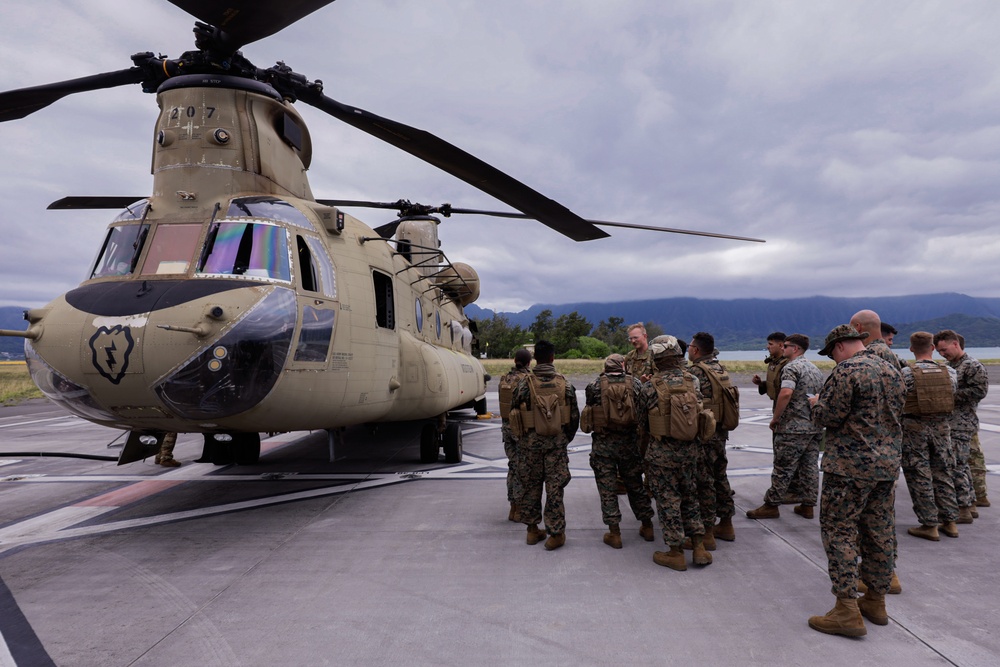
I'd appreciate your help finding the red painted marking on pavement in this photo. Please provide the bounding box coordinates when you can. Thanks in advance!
[76,480,184,507]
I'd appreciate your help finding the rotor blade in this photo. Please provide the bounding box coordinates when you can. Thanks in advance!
[0,68,144,122]
[323,200,765,243]
[167,0,337,48]
[48,197,147,210]
[298,92,609,242]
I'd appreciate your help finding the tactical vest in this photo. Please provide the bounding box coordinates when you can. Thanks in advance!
[520,374,571,436]
[498,368,526,420]
[694,361,740,430]
[647,373,701,441]
[904,363,955,417]
[590,375,636,432]
[765,357,788,402]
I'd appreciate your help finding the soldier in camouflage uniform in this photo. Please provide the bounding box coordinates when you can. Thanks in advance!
[901,332,960,540]
[752,332,788,404]
[499,349,533,522]
[625,323,655,382]
[511,340,579,551]
[934,329,989,520]
[807,325,904,637]
[636,335,710,571]
[747,334,823,520]
[687,332,736,544]
[584,354,655,548]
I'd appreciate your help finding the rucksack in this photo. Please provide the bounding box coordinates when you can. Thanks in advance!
[498,369,524,420]
[601,375,636,428]
[694,362,741,431]
[648,374,701,442]
[523,374,570,437]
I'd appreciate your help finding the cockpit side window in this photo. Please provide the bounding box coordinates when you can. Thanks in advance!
[304,236,336,298]
[90,223,149,279]
[197,222,291,281]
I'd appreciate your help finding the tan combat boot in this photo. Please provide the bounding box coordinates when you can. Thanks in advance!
[746,503,780,519]
[976,496,991,507]
[940,521,959,538]
[692,535,713,566]
[603,524,623,549]
[653,546,687,571]
[508,502,519,522]
[639,518,655,542]
[808,597,867,637]
[793,504,814,520]
[158,457,181,468]
[715,516,735,541]
[544,533,566,551]
[857,590,888,625]
[526,524,546,545]
[702,524,717,551]
[907,524,939,541]
[957,506,974,524]
[890,571,902,595]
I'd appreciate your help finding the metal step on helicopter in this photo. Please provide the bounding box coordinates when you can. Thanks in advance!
[0,0,763,467]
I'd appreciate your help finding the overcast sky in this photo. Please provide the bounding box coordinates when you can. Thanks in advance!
[2,1,999,313]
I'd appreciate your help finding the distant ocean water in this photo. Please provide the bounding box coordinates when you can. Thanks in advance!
[718,347,1000,362]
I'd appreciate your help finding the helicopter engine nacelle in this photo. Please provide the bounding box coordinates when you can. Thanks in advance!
[435,262,480,306]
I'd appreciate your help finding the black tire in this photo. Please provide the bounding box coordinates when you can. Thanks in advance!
[419,423,439,463]
[233,432,261,465]
[473,396,488,416]
[443,422,463,463]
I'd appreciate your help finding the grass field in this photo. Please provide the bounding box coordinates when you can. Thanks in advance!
[0,362,43,404]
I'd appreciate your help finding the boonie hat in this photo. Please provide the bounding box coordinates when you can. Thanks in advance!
[818,325,869,357]
[604,353,626,374]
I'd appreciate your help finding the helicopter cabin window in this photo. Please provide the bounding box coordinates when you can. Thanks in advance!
[435,311,442,339]
[90,223,149,279]
[415,298,423,332]
[296,235,336,297]
[293,306,336,363]
[372,270,395,330]
[226,196,315,230]
[197,222,291,281]
[139,223,203,276]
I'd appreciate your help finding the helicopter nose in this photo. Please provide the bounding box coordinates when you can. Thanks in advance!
[155,287,296,420]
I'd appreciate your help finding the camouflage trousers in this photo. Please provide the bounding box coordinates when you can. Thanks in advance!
[763,432,820,507]
[501,423,522,505]
[901,416,958,525]
[695,431,735,524]
[951,429,976,507]
[820,473,896,598]
[517,438,571,535]
[645,440,703,547]
[970,432,989,501]
[589,430,653,526]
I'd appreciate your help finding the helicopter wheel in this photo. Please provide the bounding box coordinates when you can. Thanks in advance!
[419,423,439,463]
[443,422,463,464]
[474,397,488,416]
[233,433,261,465]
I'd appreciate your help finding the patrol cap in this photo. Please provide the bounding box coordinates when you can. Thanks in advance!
[604,353,626,374]
[649,335,683,359]
[784,333,810,351]
[818,324,869,357]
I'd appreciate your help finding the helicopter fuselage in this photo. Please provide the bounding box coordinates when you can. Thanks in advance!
[17,76,487,439]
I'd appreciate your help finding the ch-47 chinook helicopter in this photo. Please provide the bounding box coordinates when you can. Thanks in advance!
[0,0,763,467]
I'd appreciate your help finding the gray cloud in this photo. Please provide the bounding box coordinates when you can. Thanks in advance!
[2,0,999,311]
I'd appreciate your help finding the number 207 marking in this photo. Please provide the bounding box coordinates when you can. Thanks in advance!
[170,106,216,120]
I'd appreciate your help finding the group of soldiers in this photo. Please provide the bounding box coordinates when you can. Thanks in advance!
[497,310,991,638]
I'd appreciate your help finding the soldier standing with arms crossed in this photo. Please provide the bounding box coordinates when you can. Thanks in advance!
[807,325,904,637]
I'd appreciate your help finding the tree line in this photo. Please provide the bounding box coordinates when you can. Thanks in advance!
[473,310,663,359]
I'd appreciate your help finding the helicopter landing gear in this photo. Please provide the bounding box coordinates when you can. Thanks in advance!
[419,423,439,464]
[418,419,463,464]
[443,422,463,463]
[199,432,261,465]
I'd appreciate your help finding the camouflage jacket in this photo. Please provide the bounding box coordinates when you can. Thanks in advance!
[775,356,823,434]
[511,363,580,446]
[625,347,655,381]
[812,350,904,481]
[864,339,905,373]
[947,353,989,435]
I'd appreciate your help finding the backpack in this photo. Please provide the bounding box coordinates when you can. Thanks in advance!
[601,375,636,428]
[648,374,701,442]
[694,362,741,431]
[522,374,570,437]
[498,369,524,420]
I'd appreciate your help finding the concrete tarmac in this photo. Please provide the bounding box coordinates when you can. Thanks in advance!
[0,385,997,666]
